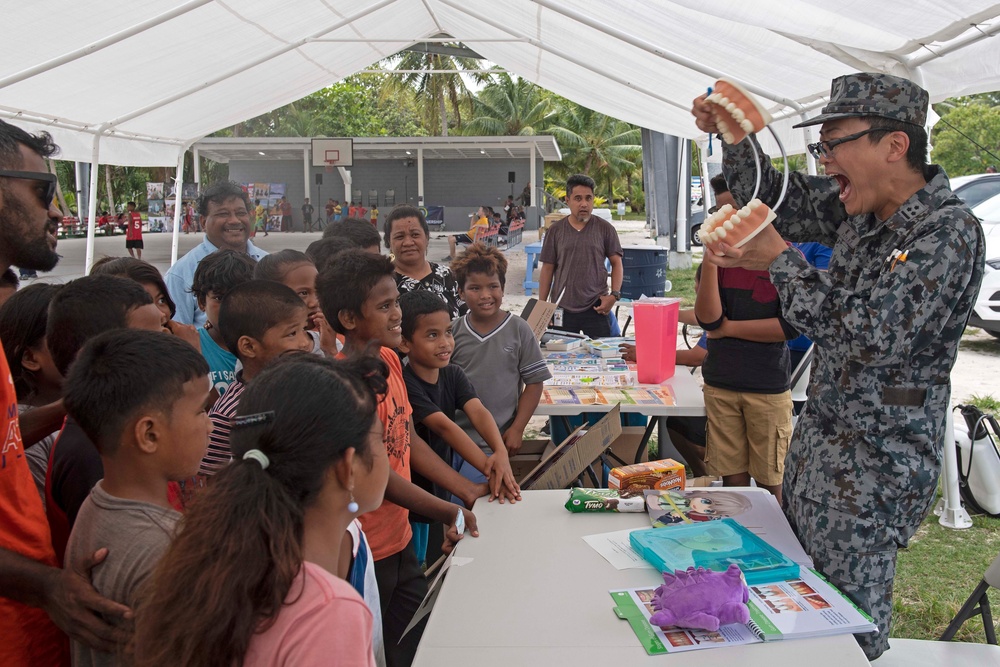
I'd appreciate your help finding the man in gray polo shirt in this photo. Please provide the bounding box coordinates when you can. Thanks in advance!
[538,174,623,338]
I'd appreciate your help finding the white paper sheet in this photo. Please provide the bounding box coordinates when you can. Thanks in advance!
[582,528,656,570]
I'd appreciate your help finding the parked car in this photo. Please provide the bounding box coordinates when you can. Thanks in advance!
[952,173,1000,209]
[967,192,1000,338]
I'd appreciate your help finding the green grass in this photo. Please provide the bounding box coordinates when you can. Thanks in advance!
[966,393,1000,414]
[960,338,1000,354]
[894,508,1000,641]
[667,264,699,307]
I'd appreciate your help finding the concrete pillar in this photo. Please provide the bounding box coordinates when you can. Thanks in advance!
[417,147,424,206]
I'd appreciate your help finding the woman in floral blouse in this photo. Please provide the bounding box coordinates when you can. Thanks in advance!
[383,205,466,319]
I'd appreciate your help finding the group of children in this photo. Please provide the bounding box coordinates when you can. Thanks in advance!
[3,194,549,666]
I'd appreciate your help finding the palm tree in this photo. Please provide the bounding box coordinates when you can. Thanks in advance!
[461,74,556,136]
[379,49,493,136]
[546,101,642,202]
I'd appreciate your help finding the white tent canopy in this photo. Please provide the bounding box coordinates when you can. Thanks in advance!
[4,0,1000,166]
[3,1,999,267]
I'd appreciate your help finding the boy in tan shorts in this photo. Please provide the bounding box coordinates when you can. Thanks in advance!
[694,256,798,503]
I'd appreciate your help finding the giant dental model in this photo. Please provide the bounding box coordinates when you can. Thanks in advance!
[697,199,776,256]
[705,79,772,145]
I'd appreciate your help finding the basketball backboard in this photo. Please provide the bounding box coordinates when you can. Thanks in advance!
[311,138,354,167]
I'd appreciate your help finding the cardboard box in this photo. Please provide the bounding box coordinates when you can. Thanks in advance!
[520,297,559,342]
[607,426,651,466]
[509,439,554,480]
[539,212,564,240]
[520,405,623,490]
[608,458,686,493]
[687,475,723,487]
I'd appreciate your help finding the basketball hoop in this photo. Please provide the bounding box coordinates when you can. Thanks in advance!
[324,160,337,173]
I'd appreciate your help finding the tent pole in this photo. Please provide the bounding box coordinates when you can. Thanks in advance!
[532,0,807,115]
[676,140,688,251]
[193,148,200,188]
[96,0,400,134]
[0,0,212,91]
[438,0,689,113]
[417,148,424,206]
[84,134,102,274]
[171,146,187,266]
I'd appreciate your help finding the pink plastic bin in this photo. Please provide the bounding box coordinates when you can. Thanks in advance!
[633,298,681,384]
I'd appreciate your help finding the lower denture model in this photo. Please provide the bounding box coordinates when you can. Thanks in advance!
[697,199,776,256]
[706,79,772,145]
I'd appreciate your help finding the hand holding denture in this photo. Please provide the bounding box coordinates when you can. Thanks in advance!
[704,79,772,145]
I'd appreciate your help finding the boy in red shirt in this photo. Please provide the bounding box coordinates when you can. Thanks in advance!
[125,202,143,259]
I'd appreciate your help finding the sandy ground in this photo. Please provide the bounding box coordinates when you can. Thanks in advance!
[32,223,1000,407]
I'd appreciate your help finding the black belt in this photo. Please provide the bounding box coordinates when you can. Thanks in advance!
[882,387,927,407]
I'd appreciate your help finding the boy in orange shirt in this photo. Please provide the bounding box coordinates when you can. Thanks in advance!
[317,249,487,666]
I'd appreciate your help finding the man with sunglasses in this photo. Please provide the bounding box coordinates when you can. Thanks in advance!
[692,73,984,659]
[0,120,132,664]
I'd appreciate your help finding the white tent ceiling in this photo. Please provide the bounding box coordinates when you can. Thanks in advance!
[3,0,1000,167]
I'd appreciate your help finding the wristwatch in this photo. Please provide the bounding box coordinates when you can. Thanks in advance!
[610,290,622,300]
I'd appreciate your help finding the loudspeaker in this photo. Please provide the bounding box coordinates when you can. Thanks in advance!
[315,173,323,185]
[508,171,516,184]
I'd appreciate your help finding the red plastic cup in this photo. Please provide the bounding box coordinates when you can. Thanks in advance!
[633,298,681,384]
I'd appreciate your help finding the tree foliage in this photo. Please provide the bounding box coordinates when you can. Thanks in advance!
[931,102,1000,176]
[461,74,556,136]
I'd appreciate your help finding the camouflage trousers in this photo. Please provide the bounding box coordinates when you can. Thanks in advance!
[784,493,904,660]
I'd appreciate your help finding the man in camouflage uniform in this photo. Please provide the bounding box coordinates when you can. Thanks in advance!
[692,73,985,659]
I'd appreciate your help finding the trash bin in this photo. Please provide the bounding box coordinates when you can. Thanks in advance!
[622,246,669,300]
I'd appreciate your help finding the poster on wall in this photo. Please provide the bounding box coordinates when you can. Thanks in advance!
[148,216,169,232]
[183,183,199,199]
[165,182,178,199]
[147,182,164,200]
[148,199,165,214]
[251,183,267,199]
[270,183,286,198]
[423,206,444,224]
[165,202,176,218]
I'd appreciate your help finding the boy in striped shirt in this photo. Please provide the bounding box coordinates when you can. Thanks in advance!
[200,280,313,475]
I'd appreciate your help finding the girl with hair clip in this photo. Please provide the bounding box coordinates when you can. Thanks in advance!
[133,354,391,667]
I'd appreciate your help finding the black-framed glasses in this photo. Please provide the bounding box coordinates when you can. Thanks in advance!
[806,129,883,160]
[0,170,58,208]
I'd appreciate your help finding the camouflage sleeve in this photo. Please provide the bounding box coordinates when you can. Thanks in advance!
[768,219,978,365]
[722,135,845,247]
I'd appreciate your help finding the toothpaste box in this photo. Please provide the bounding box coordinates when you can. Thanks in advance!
[608,458,686,493]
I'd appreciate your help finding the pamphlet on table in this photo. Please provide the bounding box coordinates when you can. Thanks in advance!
[611,568,876,655]
[540,385,675,406]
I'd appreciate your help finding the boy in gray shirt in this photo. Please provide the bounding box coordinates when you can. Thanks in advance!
[63,330,212,666]
[449,245,551,479]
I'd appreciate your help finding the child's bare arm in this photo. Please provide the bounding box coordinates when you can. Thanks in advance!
[678,308,698,326]
[420,412,490,474]
[408,422,489,508]
[503,381,544,455]
[707,317,791,343]
[676,345,708,367]
[463,398,521,503]
[384,470,479,536]
[694,262,723,327]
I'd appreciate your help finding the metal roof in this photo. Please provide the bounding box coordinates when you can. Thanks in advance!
[193,135,561,163]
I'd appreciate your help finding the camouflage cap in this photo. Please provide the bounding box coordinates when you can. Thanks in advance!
[792,72,929,128]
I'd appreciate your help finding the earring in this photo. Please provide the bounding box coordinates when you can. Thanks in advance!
[347,492,359,514]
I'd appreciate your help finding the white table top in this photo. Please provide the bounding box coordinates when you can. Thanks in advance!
[414,490,869,667]
[534,366,706,417]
